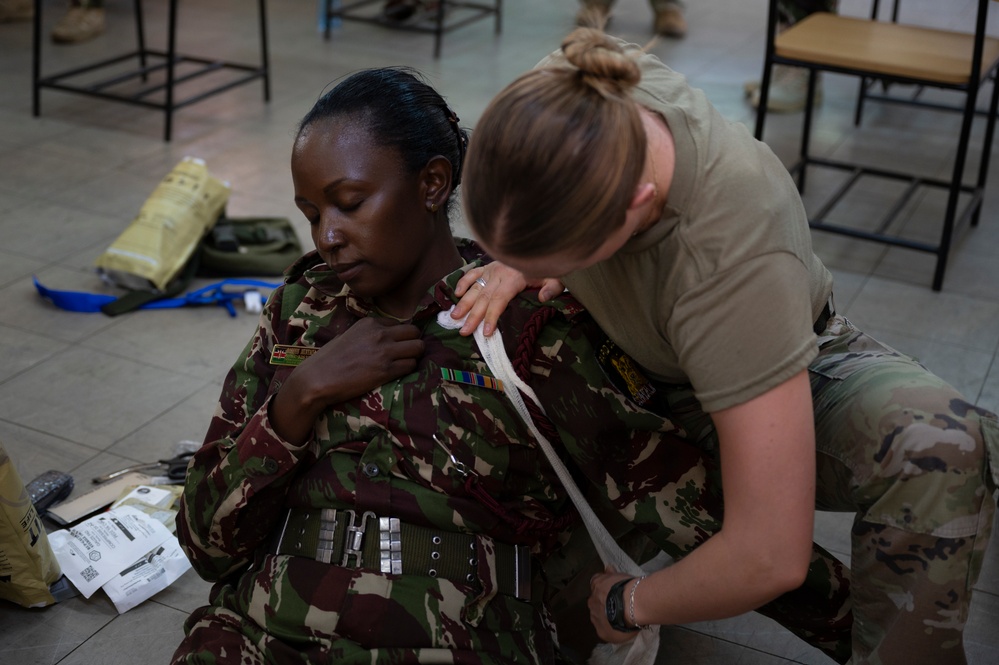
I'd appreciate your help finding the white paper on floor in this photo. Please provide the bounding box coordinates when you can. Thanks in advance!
[48,504,190,612]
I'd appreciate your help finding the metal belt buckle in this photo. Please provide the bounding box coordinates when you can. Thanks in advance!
[379,517,402,575]
[514,544,531,602]
[341,510,376,567]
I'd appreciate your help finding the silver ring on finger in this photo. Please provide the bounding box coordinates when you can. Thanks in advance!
[475,277,488,289]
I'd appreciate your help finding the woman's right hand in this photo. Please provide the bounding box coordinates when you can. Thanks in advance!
[270,317,424,443]
[589,568,641,644]
[452,262,564,337]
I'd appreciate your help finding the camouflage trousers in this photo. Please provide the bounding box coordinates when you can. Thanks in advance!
[171,553,561,665]
[809,315,998,664]
[662,314,999,665]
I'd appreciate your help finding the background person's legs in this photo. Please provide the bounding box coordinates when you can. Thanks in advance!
[575,0,687,37]
[575,0,616,28]
[649,0,685,37]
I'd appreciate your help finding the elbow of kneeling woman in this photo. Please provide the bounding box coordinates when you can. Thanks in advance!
[763,539,813,598]
[736,529,813,600]
[772,551,811,595]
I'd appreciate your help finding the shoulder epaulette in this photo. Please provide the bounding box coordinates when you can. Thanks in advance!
[513,290,587,321]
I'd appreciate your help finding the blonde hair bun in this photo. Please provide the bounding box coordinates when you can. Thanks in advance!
[561,27,641,96]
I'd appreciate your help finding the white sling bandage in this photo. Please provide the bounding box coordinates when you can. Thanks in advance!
[439,307,665,665]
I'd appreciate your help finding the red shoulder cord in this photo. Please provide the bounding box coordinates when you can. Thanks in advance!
[511,307,563,445]
[464,306,578,537]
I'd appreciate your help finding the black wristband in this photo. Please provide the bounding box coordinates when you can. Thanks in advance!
[605,577,641,633]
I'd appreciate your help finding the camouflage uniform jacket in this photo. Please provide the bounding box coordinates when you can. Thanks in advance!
[174,240,715,662]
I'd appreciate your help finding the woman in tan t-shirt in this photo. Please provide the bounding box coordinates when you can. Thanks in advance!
[452,26,999,665]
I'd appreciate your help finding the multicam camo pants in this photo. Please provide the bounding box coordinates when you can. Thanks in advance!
[810,315,998,664]
[660,315,999,665]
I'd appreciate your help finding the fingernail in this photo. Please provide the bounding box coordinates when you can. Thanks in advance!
[483,323,493,337]
[451,306,463,318]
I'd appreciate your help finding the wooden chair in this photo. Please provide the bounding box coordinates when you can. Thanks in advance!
[753,0,999,291]
[854,0,999,125]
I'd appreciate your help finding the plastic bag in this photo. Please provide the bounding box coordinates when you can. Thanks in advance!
[0,441,62,608]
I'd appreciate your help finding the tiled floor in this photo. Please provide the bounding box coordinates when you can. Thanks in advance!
[1,0,997,663]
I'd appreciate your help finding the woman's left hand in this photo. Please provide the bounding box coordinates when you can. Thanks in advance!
[452,262,563,337]
[588,567,640,644]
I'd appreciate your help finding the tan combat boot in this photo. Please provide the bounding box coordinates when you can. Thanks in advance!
[51,6,106,44]
[654,4,686,38]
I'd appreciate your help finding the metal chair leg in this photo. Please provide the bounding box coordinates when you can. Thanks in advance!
[972,76,999,228]
[31,0,41,117]
[164,0,178,142]
[797,69,820,194]
[432,1,445,59]
[135,0,147,81]
[932,84,979,290]
[854,77,868,126]
[259,0,271,102]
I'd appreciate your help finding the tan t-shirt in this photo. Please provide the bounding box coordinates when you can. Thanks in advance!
[540,43,833,413]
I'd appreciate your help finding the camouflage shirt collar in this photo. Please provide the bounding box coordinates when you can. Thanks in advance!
[295,241,487,321]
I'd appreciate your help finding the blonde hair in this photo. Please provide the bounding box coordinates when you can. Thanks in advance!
[463,28,646,259]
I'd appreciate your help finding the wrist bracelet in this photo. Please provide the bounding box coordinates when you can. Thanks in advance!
[629,575,648,630]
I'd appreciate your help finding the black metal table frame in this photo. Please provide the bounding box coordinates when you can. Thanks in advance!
[31,0,271,142]
[323,0,501,58]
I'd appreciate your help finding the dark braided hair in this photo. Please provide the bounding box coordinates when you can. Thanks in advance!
[298,68,469,205]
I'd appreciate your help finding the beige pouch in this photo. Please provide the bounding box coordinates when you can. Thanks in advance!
[95,157,230,292]
[0,442,62,607]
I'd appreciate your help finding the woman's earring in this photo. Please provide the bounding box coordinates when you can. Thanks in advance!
[428,202,439,213]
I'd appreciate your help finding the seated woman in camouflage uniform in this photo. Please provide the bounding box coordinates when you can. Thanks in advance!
[170,67,732,665]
